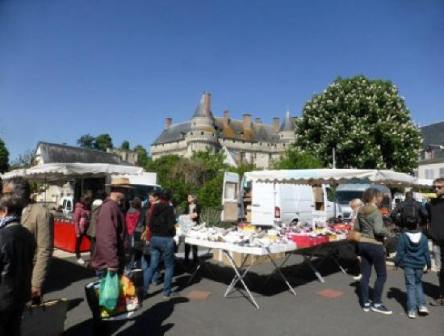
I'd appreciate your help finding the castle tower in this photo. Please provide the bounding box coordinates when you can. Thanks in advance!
[279,110,296,143]
[186,91,219,155]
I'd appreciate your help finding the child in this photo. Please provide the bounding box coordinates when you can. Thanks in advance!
[394,221,431,318]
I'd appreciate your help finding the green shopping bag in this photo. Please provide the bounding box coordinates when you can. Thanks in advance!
[99,271,120,311]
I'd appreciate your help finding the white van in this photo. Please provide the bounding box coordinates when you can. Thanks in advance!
[336,183,392,219]
[221,171,340,226]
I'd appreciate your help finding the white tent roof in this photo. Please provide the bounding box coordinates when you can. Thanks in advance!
[244,169,428,187]
[1,163,145,181]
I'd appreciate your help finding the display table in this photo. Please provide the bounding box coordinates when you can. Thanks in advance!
[185,236,352,309]
[54,218,91,253]
[185,237,297,309]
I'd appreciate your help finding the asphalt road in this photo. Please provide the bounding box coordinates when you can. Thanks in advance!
[44,251,443,336]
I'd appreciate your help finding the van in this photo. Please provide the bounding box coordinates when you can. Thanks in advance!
[335,183,392,219]
[221,172,340,226]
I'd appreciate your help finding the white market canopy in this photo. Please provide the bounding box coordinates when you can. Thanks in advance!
[1,163,145,182]
[244,169,430,187]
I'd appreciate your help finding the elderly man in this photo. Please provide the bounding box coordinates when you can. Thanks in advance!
[2,177,53,303]
[91,177,129,275]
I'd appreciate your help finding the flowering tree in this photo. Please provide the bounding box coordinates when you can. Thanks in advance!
[296,76,422,172]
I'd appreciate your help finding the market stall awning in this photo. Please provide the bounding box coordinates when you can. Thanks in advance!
[1,163,145,181]
[244,169,427,187]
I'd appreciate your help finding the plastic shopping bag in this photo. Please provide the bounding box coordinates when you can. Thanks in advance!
[99,271,120,311]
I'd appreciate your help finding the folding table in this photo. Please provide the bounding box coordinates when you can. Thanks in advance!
[185,237,297,309]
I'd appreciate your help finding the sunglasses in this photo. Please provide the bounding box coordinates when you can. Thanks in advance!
[433,185,443,190]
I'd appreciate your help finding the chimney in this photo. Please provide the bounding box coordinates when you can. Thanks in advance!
[223,110,230,126]
[164,117,172,129]
[255,117,262,124]
[272,117,280,132]
[203,91,211,113]
[243,113,252,130]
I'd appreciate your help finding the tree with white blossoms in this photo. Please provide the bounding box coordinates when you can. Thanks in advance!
[295,76,422,173]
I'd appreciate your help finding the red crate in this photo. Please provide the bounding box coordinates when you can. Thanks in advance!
[54,219,90,253]
[290,235,330,249]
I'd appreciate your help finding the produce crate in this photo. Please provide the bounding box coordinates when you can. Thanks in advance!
[289,235,330,249]
[212,249,285,267]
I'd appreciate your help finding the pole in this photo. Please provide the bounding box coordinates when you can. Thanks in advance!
[332,147,336,169]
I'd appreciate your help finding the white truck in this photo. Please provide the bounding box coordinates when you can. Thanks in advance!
[221,171,340,226]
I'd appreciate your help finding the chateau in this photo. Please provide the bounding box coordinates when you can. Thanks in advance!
[150,92,296,168]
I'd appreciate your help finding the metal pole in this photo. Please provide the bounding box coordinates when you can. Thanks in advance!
[332,147,336,169]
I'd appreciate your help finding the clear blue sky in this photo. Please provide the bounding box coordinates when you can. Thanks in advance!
[1,0,443,160]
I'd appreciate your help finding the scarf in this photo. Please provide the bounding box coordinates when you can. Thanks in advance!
[0,215,19,229]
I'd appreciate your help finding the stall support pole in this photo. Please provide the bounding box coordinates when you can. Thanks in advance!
[224,255,254,297]
[222,250,260,310]
[303,255,325,283]
[186,248,214,286]
[265,250,297,296]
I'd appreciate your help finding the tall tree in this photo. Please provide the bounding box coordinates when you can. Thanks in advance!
[94,134,113,151]
[0,138,9,173]
[133,145,150,167]
[296,76,422,172]
[10,150,35,169]
[77,134,95,149]
[272,147,323,169]
[120,140,130,150]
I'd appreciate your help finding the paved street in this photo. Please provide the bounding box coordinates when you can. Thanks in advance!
[46,250,443,336]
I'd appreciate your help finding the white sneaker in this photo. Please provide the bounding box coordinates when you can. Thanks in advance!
[77,258,85,265]
[408,311,416,319]
[352,274,362,281]
[418,305,429,315]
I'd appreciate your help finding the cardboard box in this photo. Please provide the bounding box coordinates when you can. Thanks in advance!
[212,249,285,267]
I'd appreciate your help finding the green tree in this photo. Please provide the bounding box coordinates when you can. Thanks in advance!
[77,134,95,149]
[134,145,151,167]
[94,134,113,151]
[272,147,323,169]
[0,138,9,173]
[10,149,35,169]
[296,76,422,172]
[120,140,130,150]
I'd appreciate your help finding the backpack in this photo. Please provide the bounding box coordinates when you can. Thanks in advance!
[400,201,420,227]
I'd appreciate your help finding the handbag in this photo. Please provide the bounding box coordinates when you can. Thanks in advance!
[21,299,68,336]
[347,230,361,242]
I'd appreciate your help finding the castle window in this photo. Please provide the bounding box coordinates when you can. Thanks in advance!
[201,131,204,135]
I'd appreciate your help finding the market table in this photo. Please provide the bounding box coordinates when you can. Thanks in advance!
[185,237,298,309]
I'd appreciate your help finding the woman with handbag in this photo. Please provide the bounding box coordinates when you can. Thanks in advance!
[355,188,392,315]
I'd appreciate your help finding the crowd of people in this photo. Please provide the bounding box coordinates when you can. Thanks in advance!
[349,178,444,318]
[1,175,443,334]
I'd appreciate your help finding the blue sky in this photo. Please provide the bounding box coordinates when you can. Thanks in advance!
[1,0,443,160]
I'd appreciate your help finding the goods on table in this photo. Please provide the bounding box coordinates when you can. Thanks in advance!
[182,221,352,250]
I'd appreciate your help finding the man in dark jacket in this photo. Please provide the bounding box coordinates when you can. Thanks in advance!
[0,192,36,335]
[426,177,444,306]
[143,191,177,298]
[390,191,428,230]
[91,178,129,275]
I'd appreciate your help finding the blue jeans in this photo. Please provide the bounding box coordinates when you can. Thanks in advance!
[141,254,161,285]
[359,243,387,305]
[404,267,425,312]
[143,236,175,296]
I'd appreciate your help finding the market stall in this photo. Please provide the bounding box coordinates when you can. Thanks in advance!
[183,169,428,308]
[2,162,146,253]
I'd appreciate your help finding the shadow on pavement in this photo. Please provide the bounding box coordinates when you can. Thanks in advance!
[117,297,189,336]
[423,280,440,300]
[387,287,407,312]
[46,257,95,293]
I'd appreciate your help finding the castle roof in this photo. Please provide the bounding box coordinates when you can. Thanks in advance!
[192,92,214,119]
[152,118,280,146]
[280,110,295,131]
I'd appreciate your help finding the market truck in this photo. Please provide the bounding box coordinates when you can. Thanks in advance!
[221,171,340,226]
